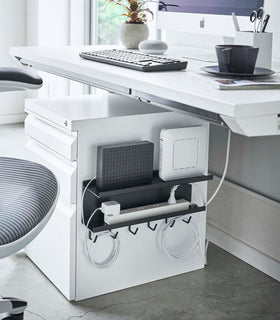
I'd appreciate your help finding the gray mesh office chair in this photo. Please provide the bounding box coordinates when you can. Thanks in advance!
[0,68,59,320]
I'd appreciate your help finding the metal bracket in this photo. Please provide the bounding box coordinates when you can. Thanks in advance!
[18,58,131,95]
[132,90,226,126]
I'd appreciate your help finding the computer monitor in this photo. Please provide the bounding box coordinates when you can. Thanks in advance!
[157,0,265,37]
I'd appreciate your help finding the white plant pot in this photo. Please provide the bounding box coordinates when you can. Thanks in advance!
[120,23,149,49]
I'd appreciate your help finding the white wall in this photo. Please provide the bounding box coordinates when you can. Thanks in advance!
[0,0,86,123]
[265,0,280,59]
[26,0,85,98]
[26,0,70,99]
[0,0,27,124]
[207,176,280,281]
[26,0,70,46]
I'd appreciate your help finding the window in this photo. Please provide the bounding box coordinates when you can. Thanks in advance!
[97,0,125,45]
[88,0,156,46]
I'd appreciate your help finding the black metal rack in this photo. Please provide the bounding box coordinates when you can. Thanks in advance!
[87,171,213,198]
[83,171,213,234]
[91,204,205,233]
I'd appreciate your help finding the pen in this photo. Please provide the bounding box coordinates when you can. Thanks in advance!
[232,12,240,31]
[261,14,270,32]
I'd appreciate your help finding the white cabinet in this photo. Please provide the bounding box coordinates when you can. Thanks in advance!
[26,140,77,205]
[24,93,209,300]
[25,201,76,300]
[25,115,77,160]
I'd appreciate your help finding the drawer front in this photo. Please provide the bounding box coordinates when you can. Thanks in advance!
[25,115,77,161]
[26,140,77,205]
[26,200,76,300]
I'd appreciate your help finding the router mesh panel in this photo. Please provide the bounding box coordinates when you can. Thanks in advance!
[97,141,154,190]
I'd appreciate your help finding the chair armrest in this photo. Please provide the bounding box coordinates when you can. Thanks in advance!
[0,67,43,90]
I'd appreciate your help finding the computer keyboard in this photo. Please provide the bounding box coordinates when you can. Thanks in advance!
[79,49,188,72]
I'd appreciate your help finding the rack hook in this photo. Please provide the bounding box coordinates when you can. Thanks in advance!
[88,231,98,242]
[165,218,176,227]
[147,222,157,231]
[128,226,139,235]
[111,231,119,239]
[169,220,176,228]
[183,216,192,224]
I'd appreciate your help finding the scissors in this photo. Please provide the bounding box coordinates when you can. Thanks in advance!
[250,7,265,33]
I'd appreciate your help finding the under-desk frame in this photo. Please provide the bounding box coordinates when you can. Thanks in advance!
[17,56,225,126]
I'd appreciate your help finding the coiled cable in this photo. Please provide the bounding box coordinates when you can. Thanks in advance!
[86,230,120,269]
[84,207,120,269]
[157,216,200,261]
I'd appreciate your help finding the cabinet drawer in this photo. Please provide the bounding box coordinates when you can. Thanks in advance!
[25,115,77,161]
[26,200,76,300]
[26,140,77,205]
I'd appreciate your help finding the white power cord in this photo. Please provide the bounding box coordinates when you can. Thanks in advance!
[158,216,200,261]
[86,230,120,269]
[84,206,120,269]
[86,207,101,229]
[206,128,231,206]
[192,128,232,207]
[157,185,201,261]
[81,177,96,225]
[168,185,179,204]
[190,128,231,265]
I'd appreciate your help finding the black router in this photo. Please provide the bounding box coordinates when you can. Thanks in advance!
[96,141,154,191]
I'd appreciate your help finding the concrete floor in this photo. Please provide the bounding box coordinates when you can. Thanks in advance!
[1,123,280,320]
[0,244,279,320]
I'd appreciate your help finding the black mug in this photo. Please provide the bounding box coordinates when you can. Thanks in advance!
[215,45,259,74]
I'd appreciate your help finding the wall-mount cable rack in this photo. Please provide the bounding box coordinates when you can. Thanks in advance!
[85,171,213,198]
[83,171,213,235]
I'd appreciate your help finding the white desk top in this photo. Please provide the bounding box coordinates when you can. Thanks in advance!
[11,45,280,136]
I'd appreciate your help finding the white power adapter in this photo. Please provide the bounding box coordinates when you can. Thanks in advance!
[101,201,121,225]
[101,201,120,216]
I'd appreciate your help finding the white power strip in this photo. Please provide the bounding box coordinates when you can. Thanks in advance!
[104,199,190,225]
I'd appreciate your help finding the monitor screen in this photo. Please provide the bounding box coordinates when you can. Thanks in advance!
[159,0,264,16]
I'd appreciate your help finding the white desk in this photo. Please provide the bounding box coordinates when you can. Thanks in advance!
[11,45,280,300]
[11,45,280,137]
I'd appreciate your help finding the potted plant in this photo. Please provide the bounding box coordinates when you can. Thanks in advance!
[105,0,154,49]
